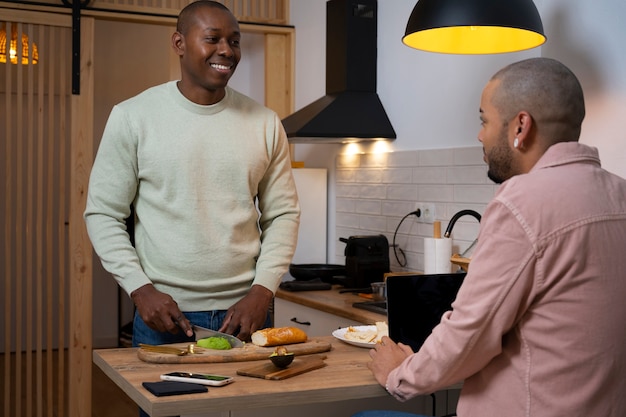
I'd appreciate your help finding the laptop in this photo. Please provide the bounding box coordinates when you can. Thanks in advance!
[386,272,466,352]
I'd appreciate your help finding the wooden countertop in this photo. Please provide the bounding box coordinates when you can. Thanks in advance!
[275,285,386,324]
[93,336,389,417]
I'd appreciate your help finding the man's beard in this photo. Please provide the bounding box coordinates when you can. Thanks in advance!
[486,134,514,184]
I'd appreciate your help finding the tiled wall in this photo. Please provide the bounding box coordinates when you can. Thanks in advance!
[334,146,498,272]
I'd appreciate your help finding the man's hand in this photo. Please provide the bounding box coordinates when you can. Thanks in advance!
[218,284,273,341]
[131,284,193,337]
[368,336,414,387]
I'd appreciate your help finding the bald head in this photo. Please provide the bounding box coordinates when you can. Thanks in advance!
[490,58,585,145]
[177,0,233,35]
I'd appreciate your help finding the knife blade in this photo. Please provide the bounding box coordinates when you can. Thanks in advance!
[192,325,245,348]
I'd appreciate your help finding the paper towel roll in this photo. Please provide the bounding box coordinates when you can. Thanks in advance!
[424,238,452,274]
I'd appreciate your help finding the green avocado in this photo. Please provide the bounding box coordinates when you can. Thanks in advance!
[197,336,232,350]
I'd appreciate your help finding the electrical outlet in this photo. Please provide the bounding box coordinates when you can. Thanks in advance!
[415,203,436,223]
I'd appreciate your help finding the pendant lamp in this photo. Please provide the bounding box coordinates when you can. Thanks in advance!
[0,23,39,65]
[403,0,545,54]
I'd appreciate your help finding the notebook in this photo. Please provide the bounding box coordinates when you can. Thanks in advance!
[386,272,466,352]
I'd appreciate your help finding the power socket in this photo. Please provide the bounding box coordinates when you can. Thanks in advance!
[415,203,436,223]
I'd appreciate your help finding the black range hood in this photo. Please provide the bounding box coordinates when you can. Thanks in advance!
[283,0,396,143]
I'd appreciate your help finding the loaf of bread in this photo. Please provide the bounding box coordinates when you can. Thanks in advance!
[251,327,308,347]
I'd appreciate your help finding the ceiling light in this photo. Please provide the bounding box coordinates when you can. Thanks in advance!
[0,23,39,65]
[403,0,546,54]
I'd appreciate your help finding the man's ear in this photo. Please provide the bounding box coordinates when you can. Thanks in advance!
[515,111,533,148]
[172,31,185,56]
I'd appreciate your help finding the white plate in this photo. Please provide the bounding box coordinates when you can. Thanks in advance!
[332,325,377,348]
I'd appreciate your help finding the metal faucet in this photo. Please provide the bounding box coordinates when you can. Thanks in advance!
[444,209,482,238]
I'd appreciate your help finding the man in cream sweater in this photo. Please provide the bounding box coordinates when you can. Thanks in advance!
[84,1,300,346]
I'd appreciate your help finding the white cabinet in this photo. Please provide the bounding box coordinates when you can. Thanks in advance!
[274,298,362,337]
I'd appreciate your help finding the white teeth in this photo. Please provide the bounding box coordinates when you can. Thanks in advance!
[211,63,231,70]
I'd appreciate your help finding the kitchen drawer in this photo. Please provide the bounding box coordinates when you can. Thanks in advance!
[274,298,364,337]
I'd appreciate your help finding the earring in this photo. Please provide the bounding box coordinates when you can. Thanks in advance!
[513,137,519,148]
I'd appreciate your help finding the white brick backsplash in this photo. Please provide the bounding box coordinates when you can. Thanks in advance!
[361,152,389,168]
[335,147,496,273]
[454,184,497,203]
[454,146,485,165]
[335,169,356,183]
[447,166,489,184]
[336,198,356,213]
[382,201,418,218]
[412,166,448,184]
[336,153,361,168]
[355,199,382,215]
[336,183,361,198]
[355,168,384,183]
[386,184,418,201]
[382,168,413,184]
[358,184,387,199]
[388,150,419,167]
[418,148,455,166]
[359,215,387,231]
[336,212,361,229]
[419,184,454,202]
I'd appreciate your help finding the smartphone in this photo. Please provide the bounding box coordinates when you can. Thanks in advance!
[160,372,234,387]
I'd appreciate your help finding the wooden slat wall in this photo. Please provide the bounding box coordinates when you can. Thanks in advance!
[1,11,74,417]
[12,0,290,25]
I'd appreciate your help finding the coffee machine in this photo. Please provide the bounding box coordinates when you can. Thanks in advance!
[340,235,390,288]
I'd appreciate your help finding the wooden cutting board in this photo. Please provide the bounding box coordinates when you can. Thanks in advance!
[236,356,326,380]
[137,338,332,364]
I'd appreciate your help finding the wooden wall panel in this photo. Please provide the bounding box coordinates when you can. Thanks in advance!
[1,10,75,417]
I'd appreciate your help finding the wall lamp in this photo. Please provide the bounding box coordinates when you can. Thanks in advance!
[0,23,39,65]
[403,0,546,54]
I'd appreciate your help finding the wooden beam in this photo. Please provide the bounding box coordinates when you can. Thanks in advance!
[69,15,94,417]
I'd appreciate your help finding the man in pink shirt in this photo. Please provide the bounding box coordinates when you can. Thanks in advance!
[356,58,626,417]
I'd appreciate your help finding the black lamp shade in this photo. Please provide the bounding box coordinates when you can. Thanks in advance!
[403,0,546,54]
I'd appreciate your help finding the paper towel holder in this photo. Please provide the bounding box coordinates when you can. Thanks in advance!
[444,209,482,238]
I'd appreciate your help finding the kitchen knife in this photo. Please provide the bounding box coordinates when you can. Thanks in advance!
[192,325,245,348]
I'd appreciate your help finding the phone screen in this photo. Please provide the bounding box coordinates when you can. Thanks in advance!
[166,372,230,381]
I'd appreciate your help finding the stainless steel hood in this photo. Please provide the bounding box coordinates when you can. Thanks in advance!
[283,0,396,143]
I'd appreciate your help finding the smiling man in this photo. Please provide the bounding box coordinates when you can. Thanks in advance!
[85,0,299,356]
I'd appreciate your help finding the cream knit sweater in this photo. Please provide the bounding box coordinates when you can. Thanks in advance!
[84,82,300,311]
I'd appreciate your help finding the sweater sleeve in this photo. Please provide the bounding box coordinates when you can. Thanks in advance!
[253,113,300,293]
[387,198,537,400]
[83,106,152,295]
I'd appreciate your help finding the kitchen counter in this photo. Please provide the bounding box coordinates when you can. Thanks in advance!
[93,336,440,417]
[275,285,385,325]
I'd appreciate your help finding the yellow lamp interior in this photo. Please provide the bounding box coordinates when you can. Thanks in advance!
[403,26,546,54]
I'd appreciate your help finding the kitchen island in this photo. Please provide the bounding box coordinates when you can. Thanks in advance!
[93,336,440,417]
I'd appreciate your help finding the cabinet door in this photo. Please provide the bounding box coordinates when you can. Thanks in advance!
[274,298,361,337]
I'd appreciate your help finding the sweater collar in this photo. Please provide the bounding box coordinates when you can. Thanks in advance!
[168,81,231,115]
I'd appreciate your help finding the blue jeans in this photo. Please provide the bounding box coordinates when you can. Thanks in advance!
[351,412,430,417]
[132,310,230,347]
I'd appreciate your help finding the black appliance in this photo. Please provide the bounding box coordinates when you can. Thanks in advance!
[282,0,396,143]
[340,235,390,288]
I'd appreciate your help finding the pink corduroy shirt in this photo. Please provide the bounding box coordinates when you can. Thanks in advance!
[387,142,626,417]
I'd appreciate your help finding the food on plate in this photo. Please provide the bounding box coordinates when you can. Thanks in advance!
[196,336,232,350]
[343,322,388,344]
[269,345,295,368]
[251,327,308,347]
